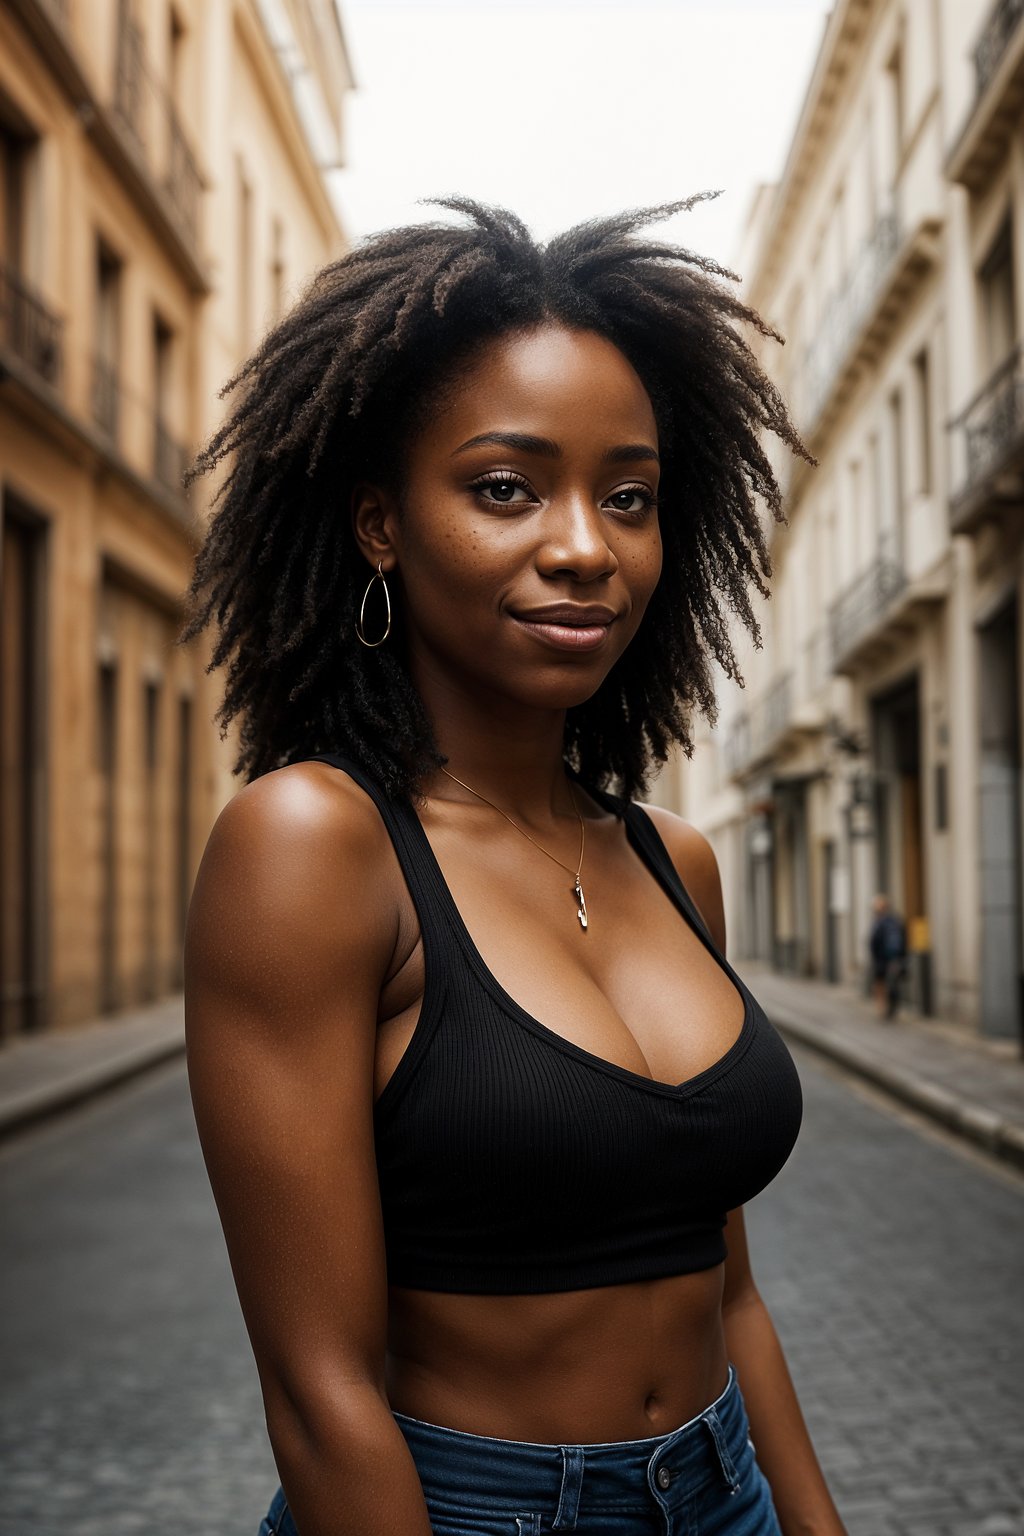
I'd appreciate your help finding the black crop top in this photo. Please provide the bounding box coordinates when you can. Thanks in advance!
[304,752,803,1294]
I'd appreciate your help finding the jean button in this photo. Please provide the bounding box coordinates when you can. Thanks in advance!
[656,1465,672,1490]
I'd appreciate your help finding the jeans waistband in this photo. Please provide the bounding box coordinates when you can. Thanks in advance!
[392,1363,748,1522]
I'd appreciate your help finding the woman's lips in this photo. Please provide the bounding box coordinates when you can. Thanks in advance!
[509,615,614,652]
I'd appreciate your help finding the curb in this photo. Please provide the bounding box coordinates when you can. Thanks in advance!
[0,1029,187,1142]
[770,1009,1024,1174]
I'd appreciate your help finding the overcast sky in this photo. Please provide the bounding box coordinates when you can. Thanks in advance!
[331,0,833,275]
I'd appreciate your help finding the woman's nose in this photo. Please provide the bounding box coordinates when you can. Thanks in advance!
[535,497,619,581]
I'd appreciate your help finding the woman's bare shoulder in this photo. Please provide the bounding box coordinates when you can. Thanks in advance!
[635,802,726,954]
[184,759,401,1016]
[209,758,392,864]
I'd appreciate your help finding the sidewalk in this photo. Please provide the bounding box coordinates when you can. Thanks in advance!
[2,977,1023,1171]
[0,995,185,1140]
[743,962,1024,1172]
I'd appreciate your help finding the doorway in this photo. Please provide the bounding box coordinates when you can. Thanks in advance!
[0,495,48,1037]
[871,673,928,1008]
[977,599,1022,1041]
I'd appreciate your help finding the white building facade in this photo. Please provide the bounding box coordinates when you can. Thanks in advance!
[656,0,1024,1042]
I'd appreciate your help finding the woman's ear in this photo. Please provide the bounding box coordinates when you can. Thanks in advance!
[350,481,399,571]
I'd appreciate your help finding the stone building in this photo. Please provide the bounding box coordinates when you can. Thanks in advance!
[658,0,1023,1042]
[0,0,353,1037]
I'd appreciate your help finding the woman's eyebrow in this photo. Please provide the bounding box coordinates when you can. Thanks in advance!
[604,442,660,465]
[452,430,660,464]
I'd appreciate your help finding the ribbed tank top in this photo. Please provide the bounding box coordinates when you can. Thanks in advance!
[303,752,803,1294]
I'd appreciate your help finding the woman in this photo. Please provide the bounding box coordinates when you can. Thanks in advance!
[181,197,846,1536]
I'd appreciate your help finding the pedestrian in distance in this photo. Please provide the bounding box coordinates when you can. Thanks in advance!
[868,893,908,1022]
[180,195,849,1536]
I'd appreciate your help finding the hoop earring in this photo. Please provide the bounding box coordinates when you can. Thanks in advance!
[355,560,392,647]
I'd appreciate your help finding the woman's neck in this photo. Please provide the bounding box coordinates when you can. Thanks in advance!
[416,681,576,822]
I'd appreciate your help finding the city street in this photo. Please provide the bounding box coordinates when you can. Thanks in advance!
[1,1044,1021,1536]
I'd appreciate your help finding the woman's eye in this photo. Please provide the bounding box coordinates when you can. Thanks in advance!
[607,487,656,515]
[473,476,533,505]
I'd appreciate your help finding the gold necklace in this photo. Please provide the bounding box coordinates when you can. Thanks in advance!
[437,766,588,931]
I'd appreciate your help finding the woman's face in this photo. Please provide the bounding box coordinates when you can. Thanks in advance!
[355,322,663,713]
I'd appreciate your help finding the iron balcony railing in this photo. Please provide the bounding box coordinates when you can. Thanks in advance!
[0,262,62,387]
[829,531,907,669]
[113,10,202,249]
[91,355,120,439]
[974,0,1024,95]
[802,206,901,432]
[954,344,1024,498]
[154,415,189,493]
[722,671,794,779]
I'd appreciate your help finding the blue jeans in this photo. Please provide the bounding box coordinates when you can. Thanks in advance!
[257,1363,783,1535]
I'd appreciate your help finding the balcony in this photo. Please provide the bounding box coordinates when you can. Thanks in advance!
[799,203,941,445]
[977,0,1024,90]
[828,531,947,676]
[950,345,1024,534]
[948,0,1024,190]
[0,262,62,389]
[722,671,795,780]
[82,7,207,292]
[113,15,202,255]
[830,540,906,672]
[3,0,207,291]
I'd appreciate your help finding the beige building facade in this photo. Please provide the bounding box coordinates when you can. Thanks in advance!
[0,0,352,1038]
[659,0,1024,1042]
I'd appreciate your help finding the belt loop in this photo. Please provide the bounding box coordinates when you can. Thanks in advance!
[703,1408,741,1493]
[552,1445,585,1529]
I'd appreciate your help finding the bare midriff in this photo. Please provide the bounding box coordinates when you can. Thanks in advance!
[385,1266,729,1443]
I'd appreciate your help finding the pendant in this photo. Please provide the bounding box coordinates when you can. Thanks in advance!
[574,876,588,931]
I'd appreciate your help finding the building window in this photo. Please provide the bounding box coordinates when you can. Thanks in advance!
[0,104,60,387]
[886,38,904,169]
[979,218,1016,374]
[144,678,160,774]
[237,159,253,350]
[912,348,932,496]
[97,659,119,1013]
[868,431,884,545]
[152,311,184,491]
[1,498,48,1037]
[154,311,173,420]
[270,216,285,323]
[888,384,904,536]
[169,5,186,106]
[93,240,122,438]
[0,112,34,274]
[849,457,863,555]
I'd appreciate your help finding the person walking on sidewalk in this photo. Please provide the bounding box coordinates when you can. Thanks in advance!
[181,197,847,1536]
[869,894,908,1021]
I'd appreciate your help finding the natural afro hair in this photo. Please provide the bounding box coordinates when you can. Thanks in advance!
[177,193,811,803]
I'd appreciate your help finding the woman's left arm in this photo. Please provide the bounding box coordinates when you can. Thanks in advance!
[643,807,847,1536]
[721,1207,847,1536]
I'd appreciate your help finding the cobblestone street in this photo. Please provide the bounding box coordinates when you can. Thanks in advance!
[746,1054,1024,1536]
[1,1042,1021,1536]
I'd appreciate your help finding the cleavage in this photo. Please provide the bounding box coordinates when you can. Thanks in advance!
[420,812,748,1088]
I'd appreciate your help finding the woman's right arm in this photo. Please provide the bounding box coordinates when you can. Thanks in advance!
[184,764,435,1536]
